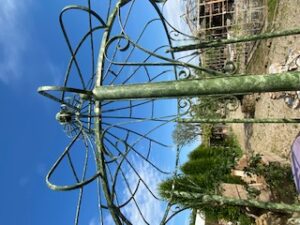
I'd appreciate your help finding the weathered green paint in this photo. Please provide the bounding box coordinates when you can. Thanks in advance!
[38,0,300,221]
[178,118,300,124]
[164,191,300,213]
[168,28,300,52]
[93,72,300,100]
[94,1,130,225]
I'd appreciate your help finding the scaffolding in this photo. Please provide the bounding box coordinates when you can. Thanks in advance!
[185,0,266,72]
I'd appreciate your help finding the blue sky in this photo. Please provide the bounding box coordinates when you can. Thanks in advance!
[0,1,199,225]
[0,1,81,224]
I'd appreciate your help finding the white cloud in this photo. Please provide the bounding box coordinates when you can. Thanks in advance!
[163,0,190,35]
[46,61,64,85]
[122,159,165,224]
[195,212,205,225]
[88,217,98,225]
[104,214,114,225]
[161,0,199,65]
[0,0,32,84]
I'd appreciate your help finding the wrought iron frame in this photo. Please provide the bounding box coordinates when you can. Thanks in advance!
[38,0,300,224]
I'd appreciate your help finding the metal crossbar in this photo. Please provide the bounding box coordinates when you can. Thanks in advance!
[38,0,300,224]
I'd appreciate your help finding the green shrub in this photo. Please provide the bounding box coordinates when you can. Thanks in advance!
[181,158,222,175]
[203,205,254,225]
[245,154,297,203]
[223,175,245,185]
[188,145,225,160]
[159,135,250,224]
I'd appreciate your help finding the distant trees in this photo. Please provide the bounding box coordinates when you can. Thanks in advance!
[159,141,248,224]
[190,96,224,119]
[159,137,300,224]
[172,122,202,147]
[173,95,228,147]
[159,142,242,201]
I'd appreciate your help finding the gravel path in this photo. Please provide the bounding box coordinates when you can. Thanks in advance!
[229,0,300,163]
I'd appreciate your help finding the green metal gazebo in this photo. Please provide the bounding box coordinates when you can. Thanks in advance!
[38,0,300,224]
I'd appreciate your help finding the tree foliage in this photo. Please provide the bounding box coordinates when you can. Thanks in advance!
[159,142,243,201]
[244,153,297,204]
[172,122,201,147]
[159,136,252,224]
[191,96,225,119]
[159,134,300,223]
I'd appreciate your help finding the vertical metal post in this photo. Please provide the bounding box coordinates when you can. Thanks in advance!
[93,72,300,100]
[167,28,300,52]
[177,118,300,124]
[164,191,300,213]
[94,1,131,224]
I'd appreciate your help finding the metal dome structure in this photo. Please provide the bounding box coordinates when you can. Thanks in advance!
[38,0,300,224]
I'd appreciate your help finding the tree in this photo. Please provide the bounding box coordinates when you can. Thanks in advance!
[159,141,300,225]
[159,144,242,200]
[159,143,251,224]
[172,122,202,147]
[191,96,223,119]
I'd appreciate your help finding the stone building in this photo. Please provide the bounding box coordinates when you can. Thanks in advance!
[184,0,266,72]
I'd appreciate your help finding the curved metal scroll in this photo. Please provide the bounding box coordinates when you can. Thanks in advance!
[38,0,300,224]
[37,0,208,224]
